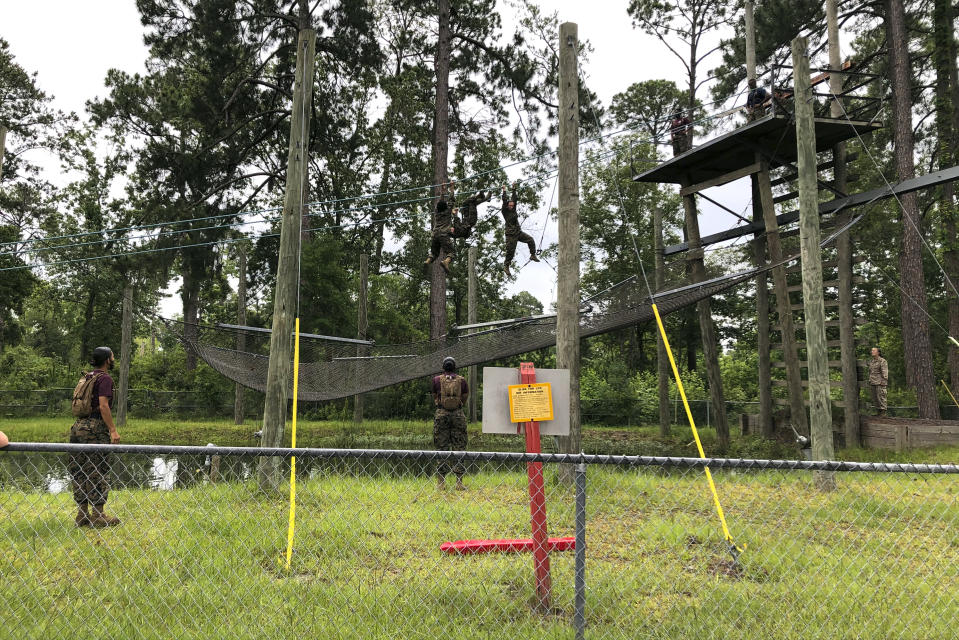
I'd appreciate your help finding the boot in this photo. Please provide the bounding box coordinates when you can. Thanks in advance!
[529,253,540,263]
[89,504,121,528]
[424,255,435,266]
[75,502,91,528]
[440,256,452,274]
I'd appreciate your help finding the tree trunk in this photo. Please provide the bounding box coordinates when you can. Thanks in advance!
[429,0,451,341]
[934,0,959,391]
[116,283,133,428]
[234,243,247,425]
[80,290,97,365]
[886,0,941,418]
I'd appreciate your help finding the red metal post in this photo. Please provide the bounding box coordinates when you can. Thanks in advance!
[520,361,552,610]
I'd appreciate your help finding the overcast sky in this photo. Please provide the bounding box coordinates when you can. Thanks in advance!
[3,1,753,318]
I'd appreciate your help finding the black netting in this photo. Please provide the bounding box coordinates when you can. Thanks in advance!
[165,264,761,402]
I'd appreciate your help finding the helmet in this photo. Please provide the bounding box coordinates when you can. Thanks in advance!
[442,356,456,372]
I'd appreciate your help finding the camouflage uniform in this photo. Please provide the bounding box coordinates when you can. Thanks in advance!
[428,198,455,261]
[433,372,468,478]
[434,407,468,477]
[868,356,889,413]
[501,189,536,267]
[68,417,112,506]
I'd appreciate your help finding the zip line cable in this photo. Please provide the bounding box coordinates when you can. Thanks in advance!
[1,100,740,254]
[0,162,585,273]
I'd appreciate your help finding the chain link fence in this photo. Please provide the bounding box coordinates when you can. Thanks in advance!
[1,442,957,639]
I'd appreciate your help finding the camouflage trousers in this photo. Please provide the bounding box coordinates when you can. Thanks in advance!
[68,417,112,506]
[433,408,468,478]
[505,229,536,265]
[429,232,454,260]
[871,385,888,412]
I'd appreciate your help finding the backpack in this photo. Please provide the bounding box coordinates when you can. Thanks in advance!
[71,371,104,418]
[439,375,463,410]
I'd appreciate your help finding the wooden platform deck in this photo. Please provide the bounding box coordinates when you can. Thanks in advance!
[632,113,881,186]
[860,416,959,451]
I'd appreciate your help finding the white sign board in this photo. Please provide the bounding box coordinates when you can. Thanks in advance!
[482,367,570,435]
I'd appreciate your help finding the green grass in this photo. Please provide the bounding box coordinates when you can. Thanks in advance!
[3,415,959,463]
[1,464,957,639]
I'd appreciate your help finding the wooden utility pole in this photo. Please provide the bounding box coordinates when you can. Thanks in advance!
[258,26,316,491]
[794,37,836,479]
[744,0,757,86]
[758,164,808,436]
[827,0,861,446]
[429,0,452,341]
[653,207,671,436]
[556,22,582,465]
[353,254,369,424]
[116,283,133,427]
[234,242,247,425]
[746,0,773,437]
[467,246,478,423]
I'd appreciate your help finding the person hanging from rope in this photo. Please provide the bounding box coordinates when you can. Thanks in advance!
[451,188,492,239]
[424,181,456,273]
[669,110,692,156]
[500,181,539,277]
[745,78,769,121]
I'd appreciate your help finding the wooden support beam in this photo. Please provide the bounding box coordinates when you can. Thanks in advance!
[772,379,870,388]
[786,276,864,292]
[679,162,761,196]
[769,153,859,187]
[772,359,868,368]
[654,207,671,437]
[353,253,369,425]
[467,246,478,423]
[664,167,959,255]
[758,158,808,437]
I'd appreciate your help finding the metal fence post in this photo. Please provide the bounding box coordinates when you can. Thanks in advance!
[574,461,587,640]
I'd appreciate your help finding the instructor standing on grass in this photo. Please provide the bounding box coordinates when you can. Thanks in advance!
[69,346,122,528]
[432,356,469,491]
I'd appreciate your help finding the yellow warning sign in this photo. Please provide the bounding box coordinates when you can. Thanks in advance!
[508,383,554,423]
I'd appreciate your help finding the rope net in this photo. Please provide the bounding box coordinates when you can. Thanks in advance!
[165,264,762,402]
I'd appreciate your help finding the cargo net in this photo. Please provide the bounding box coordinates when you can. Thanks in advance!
[166,266,760,402]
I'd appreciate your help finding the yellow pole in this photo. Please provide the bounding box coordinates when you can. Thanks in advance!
[285,318,301,570]
[651,303,743,556]
[941,380,959,410]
